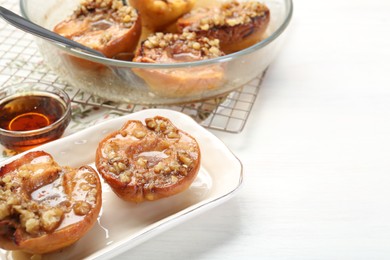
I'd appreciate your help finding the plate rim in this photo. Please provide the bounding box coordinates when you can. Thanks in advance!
[0,109,243,259]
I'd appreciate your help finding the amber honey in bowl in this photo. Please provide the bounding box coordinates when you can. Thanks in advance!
[0,83,71,152]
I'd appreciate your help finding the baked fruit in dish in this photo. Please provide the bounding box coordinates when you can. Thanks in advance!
[54,0,141,59]
[128,0,195,31]
[0,151,102,254]
[177,0,270,54]
[133,32,226,98]
[95,116,201,203]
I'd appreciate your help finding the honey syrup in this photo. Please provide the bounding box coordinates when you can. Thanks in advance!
[0,95,65,131]
[0,93,70,152]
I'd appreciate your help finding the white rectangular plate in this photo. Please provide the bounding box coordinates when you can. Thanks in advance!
[0,109,243,260]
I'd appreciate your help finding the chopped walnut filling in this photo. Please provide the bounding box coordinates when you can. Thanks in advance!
[73,0,138,28]
[0,161,98,236]
[73,201,92,216]
[183,0,269,30]
[0,171,64,235]
[101,117,200,188]
[41,208,64,232]
[140,32,224,60]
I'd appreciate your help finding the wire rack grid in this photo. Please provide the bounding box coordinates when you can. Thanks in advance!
[0,0,263,133]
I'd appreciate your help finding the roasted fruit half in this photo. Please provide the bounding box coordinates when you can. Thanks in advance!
[129,0,195,31]
[96,116,201,203]
[133,32,226,98]
[0,151,102,254]
[177,0,270,54]
[54,0,141,59]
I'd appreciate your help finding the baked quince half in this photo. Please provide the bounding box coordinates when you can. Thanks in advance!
[0,151,102,254]
[54,0,141,58]
[129,0,195,31]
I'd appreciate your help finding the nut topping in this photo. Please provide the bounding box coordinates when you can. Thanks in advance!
[96,116,201,202]
[0,151,102,254]
[54,0,142,60]
[74,0,138,28]
[180,1,269,31]
[140,32,224,60]
[177,0,271,54]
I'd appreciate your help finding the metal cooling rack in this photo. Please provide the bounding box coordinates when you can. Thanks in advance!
[0,0,262,133]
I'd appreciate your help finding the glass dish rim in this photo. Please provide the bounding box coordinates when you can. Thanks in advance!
[19,0,293,69]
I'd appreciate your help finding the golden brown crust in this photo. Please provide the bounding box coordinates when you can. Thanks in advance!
[133,32,225,97]
[177,0,270,54]
[0,151,102,254]
[95,116,201,203]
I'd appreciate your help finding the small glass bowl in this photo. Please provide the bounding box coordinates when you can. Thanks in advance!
[0,82,71,152]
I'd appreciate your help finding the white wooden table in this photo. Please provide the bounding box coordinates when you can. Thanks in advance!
[117,0,390,259]
[1,0,389,259]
